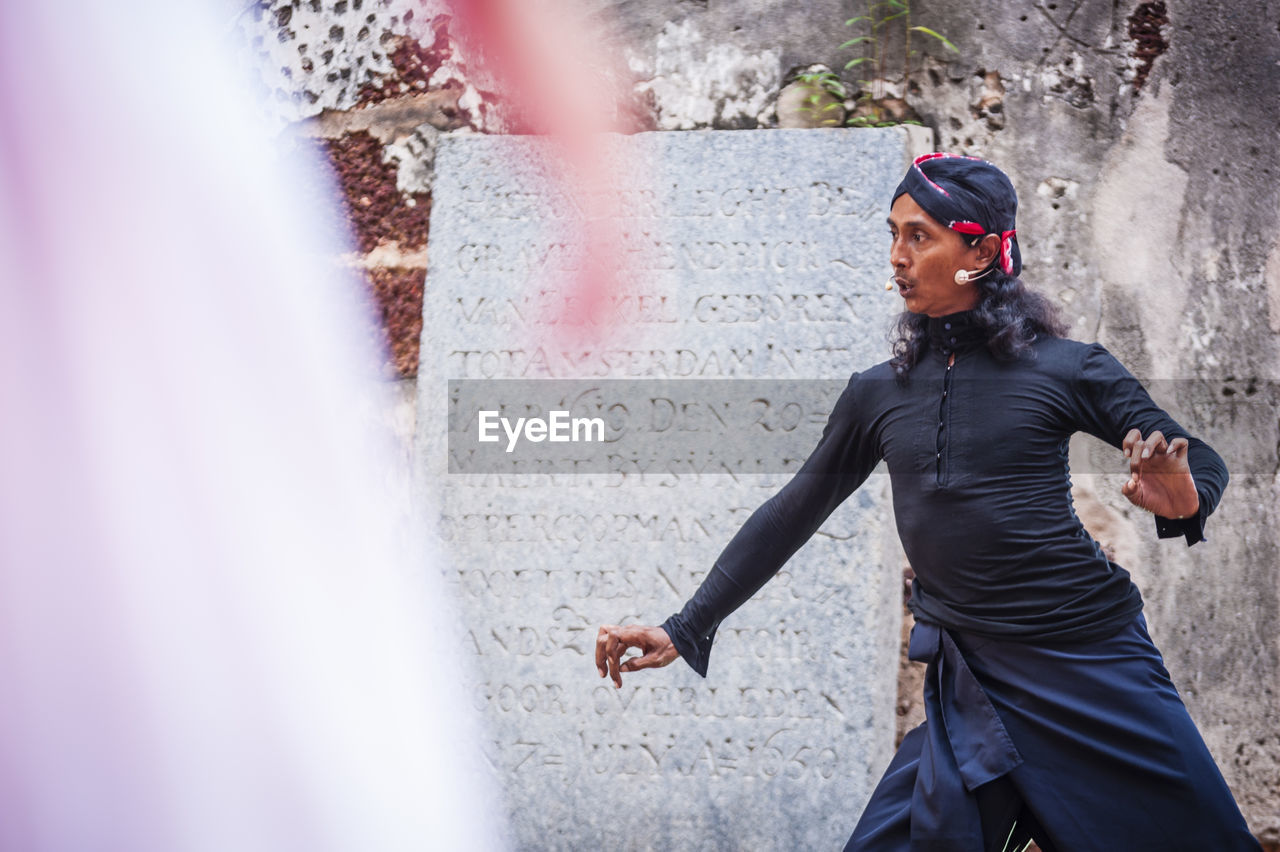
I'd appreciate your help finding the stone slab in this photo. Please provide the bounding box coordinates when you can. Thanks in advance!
[416,128,922,850]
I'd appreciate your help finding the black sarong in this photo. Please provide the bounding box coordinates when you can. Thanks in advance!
[846,615,1260,851]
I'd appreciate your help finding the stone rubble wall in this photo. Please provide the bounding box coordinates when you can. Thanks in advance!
[236,1,1280,844]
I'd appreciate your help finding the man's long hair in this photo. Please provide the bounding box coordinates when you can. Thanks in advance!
[889,272,1068,376]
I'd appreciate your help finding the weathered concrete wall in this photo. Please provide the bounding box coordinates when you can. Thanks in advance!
[238,0,1280,843]
[895,4,1280,842]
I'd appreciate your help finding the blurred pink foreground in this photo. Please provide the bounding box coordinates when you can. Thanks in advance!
[0,2,500,849]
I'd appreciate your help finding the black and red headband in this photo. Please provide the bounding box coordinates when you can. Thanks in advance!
[892,152,1021,277]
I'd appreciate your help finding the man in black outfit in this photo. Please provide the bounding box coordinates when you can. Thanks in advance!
[595,154,1260,851]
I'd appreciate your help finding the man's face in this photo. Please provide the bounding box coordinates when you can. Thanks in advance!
[887,193,985,317]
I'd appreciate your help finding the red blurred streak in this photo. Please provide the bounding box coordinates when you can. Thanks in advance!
[447,0,633,344]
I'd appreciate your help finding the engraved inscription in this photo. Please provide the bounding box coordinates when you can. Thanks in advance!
[455,181,881,223]
[439,512,714,543]
[490,730,844,780]
[453,238,832,275]
[445,347,756,378]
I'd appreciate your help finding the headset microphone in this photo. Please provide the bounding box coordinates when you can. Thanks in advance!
[885,276,896,291]
[953,267,994,285]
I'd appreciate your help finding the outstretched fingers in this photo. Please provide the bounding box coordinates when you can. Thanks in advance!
[1125,429,1167,465]
[594,626,608,676]
[619,649,664,674]
[1122,429,1169,497]
[1119,431,1198,517]
[595,624,678,688]
[598,625,646,688]
[596,625,623,688]
[1121,428,1142,459]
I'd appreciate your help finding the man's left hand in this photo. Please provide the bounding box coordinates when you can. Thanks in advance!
[1120,429,1200,520]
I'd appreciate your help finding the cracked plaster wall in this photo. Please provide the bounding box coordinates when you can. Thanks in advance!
[628,19,782,129]
[237,0,1280,842]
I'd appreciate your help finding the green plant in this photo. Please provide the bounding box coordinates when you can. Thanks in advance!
[794,69,848,127]
[841,0,958,127]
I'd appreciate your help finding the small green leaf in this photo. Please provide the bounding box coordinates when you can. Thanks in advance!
[845,15,872,25]
[910,26,959,52]
[844,57,873,68]
[821,102,843,112]
[839,37,876,47]
[875,120,899,127]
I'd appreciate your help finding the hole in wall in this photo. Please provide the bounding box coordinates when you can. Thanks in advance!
[1127,1,1169,93]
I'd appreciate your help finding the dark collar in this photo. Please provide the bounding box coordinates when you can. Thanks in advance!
[926,310,986,356]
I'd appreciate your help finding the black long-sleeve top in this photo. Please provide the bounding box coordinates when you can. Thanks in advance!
[662,310,1229,676]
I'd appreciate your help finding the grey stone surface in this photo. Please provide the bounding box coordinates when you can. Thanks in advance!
[416,128,924,850]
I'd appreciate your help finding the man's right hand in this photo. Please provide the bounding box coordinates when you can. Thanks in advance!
[595,624,678,688]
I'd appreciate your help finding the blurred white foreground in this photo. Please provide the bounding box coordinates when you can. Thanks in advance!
[0,2,501,850]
